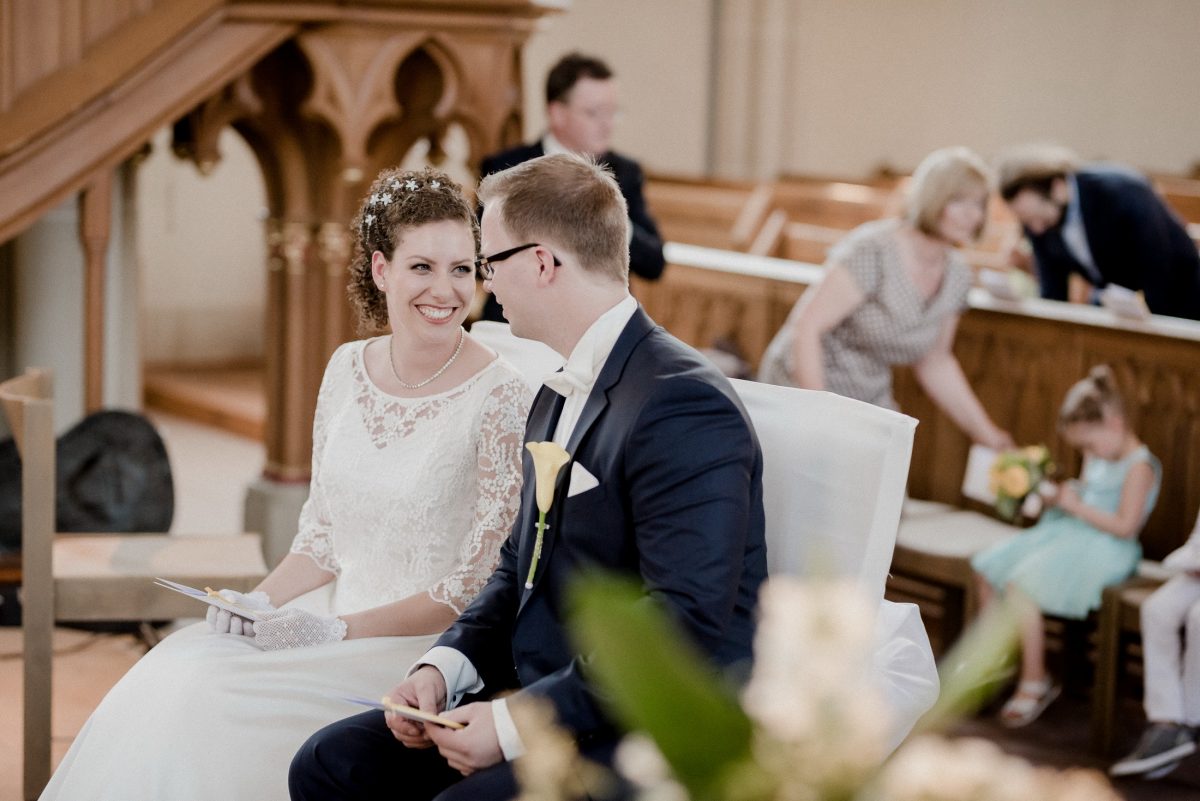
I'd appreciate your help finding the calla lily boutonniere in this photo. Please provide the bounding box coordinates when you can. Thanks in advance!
[524,441,571,589]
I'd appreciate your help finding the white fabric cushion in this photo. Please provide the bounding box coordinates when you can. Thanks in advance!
[902,497,957,520]
[1136,559,1174,582]
[895,510,1019,558]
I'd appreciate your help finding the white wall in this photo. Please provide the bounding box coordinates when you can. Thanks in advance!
[784,0,1200,177]
[519,0,1200,179]
[13,167,141,431]
[137,127,267,366]
[521,0,714,176]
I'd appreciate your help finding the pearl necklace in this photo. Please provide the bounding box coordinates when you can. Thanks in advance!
[389,327,465,390]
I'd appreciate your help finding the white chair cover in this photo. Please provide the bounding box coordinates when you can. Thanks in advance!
[471,321,564,391]
[469,322,939,751]
[730,379,915,602]
[731,379,936,749]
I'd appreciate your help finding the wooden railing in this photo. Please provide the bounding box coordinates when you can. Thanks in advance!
[0,0,293,244]
[633,243,1200,562]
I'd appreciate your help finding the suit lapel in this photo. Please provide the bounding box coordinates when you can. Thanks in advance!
[517,387,564,611]
[564,308,655,455]
[526,385,564,443]
[518,309,657,614]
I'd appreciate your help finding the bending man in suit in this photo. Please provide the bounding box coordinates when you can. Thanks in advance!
[477,52,665,323]
[997,144,1200,320]
[289,153,767,801]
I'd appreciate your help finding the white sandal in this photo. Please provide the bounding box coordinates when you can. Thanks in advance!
[999,679,1061,728]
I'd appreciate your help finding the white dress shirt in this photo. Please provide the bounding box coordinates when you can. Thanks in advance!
[414,295,638,760]
[1061,174,1102,286]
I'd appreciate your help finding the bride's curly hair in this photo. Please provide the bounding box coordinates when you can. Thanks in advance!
[347,166,479,333]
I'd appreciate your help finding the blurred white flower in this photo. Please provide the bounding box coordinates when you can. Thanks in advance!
[614,735,689,801]
[870,736,1121,801]
[510,697,610,801]
[742,577,891,799]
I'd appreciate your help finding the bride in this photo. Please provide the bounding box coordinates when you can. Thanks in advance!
[40,167,532,800]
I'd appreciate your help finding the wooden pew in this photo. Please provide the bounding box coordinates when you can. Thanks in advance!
[643,174,771,252]
[1152,174,1200,225]
[635,242,1200,565]
[769,179,896,231]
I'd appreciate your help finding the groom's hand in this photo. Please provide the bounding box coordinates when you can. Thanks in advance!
[427,702,503,775]
[385,666,447,749]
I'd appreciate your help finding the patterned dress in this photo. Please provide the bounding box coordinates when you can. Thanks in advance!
[41,339,531,801]
[758,219,973,410]
[971,445,1161,619]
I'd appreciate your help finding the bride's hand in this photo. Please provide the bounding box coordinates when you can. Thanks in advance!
[206,589,274,636]
[252,608,347,650]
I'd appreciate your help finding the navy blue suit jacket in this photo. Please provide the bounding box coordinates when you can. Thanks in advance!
[478,142,666,323]
[1027,166,1200,320]
[435,307,767,742]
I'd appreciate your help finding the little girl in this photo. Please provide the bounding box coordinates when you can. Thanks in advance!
[971,365,1161,727]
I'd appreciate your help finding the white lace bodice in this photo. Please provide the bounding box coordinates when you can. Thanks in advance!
[291,338,531,615]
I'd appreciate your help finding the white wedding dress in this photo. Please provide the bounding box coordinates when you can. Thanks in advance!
[41,338,531,801]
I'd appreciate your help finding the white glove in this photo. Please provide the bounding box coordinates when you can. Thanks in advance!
[206,589,274,636]
[253,607,348,651]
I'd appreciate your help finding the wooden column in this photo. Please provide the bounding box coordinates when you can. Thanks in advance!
[259,220,315,481]
[79,172,112,412]
[317,220,353,353]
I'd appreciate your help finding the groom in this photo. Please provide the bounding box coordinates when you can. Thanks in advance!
[289,154,767,801]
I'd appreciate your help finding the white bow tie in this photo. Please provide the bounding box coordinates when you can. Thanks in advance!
[543,366,592,398]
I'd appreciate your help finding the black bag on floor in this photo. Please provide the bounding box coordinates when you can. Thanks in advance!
[0,410,174,554]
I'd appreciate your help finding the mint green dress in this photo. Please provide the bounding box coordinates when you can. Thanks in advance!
[971,445,1161,619]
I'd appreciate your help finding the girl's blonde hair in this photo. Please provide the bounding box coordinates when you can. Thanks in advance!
[1058,365,1126,429]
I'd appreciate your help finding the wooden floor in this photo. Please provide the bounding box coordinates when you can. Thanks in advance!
[143,363,266,440]
[953,691,1200,799]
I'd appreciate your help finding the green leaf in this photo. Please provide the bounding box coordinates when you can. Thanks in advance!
[911,596,1022,734]
[568,572,767,801]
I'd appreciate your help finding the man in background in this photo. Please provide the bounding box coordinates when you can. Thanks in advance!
[997,144,1200,320]
[477,52,665,322]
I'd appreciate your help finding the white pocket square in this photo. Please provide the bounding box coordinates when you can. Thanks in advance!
[567,462,600,498]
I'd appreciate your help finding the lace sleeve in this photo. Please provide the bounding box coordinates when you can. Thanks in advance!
[428,375,530,613]
[289,346,348,574]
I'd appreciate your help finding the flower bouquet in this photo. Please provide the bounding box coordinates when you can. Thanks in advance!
[988,446,1054,523]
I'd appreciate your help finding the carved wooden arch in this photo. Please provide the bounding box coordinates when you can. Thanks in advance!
[163,16,538,482]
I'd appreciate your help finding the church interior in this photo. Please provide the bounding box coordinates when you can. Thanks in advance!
[2,1,1200,799]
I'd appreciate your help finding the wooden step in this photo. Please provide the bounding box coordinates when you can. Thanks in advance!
[143,365,265,441]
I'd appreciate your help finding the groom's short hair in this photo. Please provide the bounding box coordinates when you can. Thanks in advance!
[477,153,630,283]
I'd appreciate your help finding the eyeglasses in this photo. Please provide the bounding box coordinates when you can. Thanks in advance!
[475,243,561,280]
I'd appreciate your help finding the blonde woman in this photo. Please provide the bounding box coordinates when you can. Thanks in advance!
[758,146,1011,450]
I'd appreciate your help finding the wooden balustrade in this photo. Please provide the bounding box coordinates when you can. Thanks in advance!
[635,243,1200,561]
